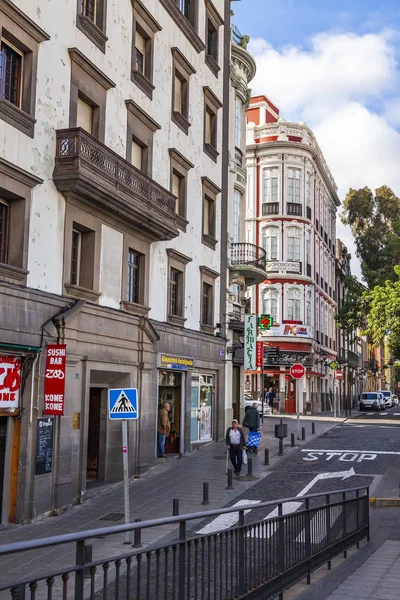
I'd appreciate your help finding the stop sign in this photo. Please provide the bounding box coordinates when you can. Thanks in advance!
[335,370,344,380]
[290,363,305,379]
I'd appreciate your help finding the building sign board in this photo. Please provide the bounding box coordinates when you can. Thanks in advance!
[260,324,313,338]
[159,354,194,371]
[244,314,257,371]
[256,342,263,367]
[264,349,313,367]
[0,355,22,408]
[43,344,67,416]
[265,261,301,274]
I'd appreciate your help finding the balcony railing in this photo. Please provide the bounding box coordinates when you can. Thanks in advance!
[306,206,312,220]
[53,128,178,241]
[230,242,266,271]
[287,202,302,216]
[306,263,312,277]
[262,202,279,215]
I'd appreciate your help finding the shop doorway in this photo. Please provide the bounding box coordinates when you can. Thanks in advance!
[0,418,7,517]
[190,374,213,442]
[87,388,101,480]
[285,377,296,413]
[159,372,182,454]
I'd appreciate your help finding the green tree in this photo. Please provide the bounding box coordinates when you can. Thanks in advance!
[335,275,368,338]
[364,266,400,360]
[341,186,400,287]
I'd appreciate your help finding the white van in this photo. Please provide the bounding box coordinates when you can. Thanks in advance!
[359,392,384,411]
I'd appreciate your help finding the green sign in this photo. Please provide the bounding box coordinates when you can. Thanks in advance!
[258,314,274,330]
[329,361,339,370]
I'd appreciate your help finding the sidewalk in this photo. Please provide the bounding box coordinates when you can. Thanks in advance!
[0,415,340,590]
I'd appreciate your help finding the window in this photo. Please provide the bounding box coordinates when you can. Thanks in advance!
[288,236,300,261]
[134,30,146,74]
[0,200,9,264]
[68,223,95,290]
[263,228,279,260]
[287,298,300,321]
[71,229,81,285]
[131,2,160,98]
[127,249,142,304]
[306,233,311,264]
[262,290,278,323]
[306,300,311,326]
[169,148,193,231]
[171,48,195,134]
[201,177,220,249]
[0,3,49,138]
[202,282,213,326]
[263,169,279,203]
[306,172,311,207]
[76,96,93,133]
[159,0,203,53]
[167,249,191,325]
[76,0,107,53]
[207,19,218,61]
[233,190,241,243]
[131,140,144,171]
[0,40,22,108]
[287,168,300,203]
[235,97,242,148]
[203,87,222,162]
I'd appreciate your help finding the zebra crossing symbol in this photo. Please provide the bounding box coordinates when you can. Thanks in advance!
[108,388,138,420]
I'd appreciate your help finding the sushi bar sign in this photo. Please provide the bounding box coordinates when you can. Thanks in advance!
[43,345,67,416]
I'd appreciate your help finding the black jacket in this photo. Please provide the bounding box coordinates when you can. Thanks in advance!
[243,407,260,430]
[226,426,246,448]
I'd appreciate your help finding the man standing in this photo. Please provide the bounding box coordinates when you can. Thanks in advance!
[226,419,246,475]
[157,402,171,458]
[243,403,260,453]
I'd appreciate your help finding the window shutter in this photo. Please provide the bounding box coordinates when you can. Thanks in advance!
[77,97,93,134]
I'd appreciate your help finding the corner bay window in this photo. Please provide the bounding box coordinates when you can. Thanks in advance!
[0,200,9,264]
[127,249,141,304]
[0,39,23,107]
[287,168,300,203]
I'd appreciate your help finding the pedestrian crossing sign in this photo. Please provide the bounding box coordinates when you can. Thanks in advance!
[108,388,138,420]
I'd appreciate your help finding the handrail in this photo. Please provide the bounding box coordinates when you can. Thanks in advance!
[0,486,369,556]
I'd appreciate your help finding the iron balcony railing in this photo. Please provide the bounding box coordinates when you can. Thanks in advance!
[0,487,370,600]
[230,242,267,271]
[262,202,279,215]
[287,202,302,216]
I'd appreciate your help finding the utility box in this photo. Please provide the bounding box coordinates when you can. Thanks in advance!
[275,423,288,439]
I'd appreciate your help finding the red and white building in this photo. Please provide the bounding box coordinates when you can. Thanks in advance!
[245,95,340,414]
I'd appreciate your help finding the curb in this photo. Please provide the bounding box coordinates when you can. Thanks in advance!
[370,497,400,507]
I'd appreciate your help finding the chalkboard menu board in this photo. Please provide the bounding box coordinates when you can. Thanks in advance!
[35,418,54,476]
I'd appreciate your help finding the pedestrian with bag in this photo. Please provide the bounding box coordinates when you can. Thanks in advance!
[226,419,246,475]
[157,402,171,458]
[243,402,260,453]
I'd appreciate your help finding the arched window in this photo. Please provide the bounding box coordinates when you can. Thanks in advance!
[262,287,279,322]
[262,226,279,260]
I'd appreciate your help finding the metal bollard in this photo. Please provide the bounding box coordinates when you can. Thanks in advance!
[279,439,283,456]
[302,427,306,441]
[312,422,315,435]
[291,433,295,447]
[264,448,269,466]
[227,468,233,489]
[202,482,209,505]
[173,498,179,516]
[247,457,253,476]
[133,518,142,548]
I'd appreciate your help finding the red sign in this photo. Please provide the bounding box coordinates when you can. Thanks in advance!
[43,344,67,416]
[256,342,263,367]
[290,363,306,379]
[335,370,344,381]
[0,356,22,408]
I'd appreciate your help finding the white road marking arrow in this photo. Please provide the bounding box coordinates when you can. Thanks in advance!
[196,499,261,535]
[298,467,355,497]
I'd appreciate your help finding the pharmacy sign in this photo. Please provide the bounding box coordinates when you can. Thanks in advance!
[244,314,257,371]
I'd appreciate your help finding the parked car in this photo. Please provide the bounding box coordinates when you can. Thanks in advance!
[378,390,393,408]
[359,392,384,411]
[244,394,271,416]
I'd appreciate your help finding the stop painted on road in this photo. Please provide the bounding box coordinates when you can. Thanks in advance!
[302,451,377,463]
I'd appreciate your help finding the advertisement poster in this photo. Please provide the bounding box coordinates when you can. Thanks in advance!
[43,344,67,416]
[0,356,22,408]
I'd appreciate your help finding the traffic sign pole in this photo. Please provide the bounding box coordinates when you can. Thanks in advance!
[122,419,132,544]
[296,379,301,440]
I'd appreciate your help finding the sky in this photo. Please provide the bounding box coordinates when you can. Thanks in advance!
[233,0,400,279]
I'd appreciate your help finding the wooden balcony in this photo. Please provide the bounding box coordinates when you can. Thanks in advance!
[53,128,179,241]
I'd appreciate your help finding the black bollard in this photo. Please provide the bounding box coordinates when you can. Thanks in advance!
[247,457,253,476]
[279,439,283,456]
[291,433,295,447]
[227,469,233,489]
[302,427,306,441]
[264,448,270,466]
[202,482,209,505]
[173,499,179,516]
[312,422,315,435]
[133,518,142,548]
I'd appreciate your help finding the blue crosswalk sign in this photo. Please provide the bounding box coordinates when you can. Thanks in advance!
[108,388,138,420]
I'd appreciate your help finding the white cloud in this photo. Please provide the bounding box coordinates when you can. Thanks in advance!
[249,31,400,279]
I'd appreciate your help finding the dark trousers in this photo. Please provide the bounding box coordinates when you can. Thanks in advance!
[229,445,242,473]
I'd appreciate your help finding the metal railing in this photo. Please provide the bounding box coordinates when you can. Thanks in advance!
[0,487,369,600]
[287,202,302,216]
[230,242,267,271]
[262,202,279,215]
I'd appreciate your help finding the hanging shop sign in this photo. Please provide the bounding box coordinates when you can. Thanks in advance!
[0,355,22,408]
[244,314,257,371]
[43,344,67,416]
[158,354,194,371]
[256,342,263,367]
[264,349,313,367]
[260,324,313,338]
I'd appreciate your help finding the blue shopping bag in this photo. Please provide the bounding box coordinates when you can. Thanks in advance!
[248,431,262,447]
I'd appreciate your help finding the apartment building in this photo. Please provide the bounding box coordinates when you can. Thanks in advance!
[0,0,229,523]
[246,95,340,414]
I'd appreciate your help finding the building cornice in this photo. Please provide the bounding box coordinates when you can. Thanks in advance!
[231,42,256,83]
